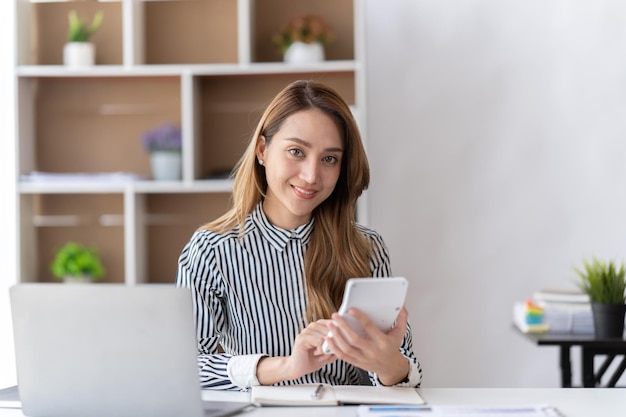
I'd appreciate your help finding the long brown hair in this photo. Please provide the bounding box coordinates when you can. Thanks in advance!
[203,80,371,322]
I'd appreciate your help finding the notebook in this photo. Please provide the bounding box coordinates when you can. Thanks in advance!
[251,384,425,406]
[9,283,253,417]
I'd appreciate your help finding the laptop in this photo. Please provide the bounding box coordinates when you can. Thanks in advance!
[10,283,253,417]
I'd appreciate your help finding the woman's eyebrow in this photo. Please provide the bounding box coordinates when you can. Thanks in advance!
[285,137,343,153]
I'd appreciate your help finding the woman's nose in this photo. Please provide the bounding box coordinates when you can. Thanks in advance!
[300,159,320,184]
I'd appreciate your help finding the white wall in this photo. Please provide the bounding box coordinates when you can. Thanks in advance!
[0,1,18,388]
[364,0,626,387]
[4,0,626,390]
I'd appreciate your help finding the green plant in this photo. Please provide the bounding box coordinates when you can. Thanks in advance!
[273,14,334,54]
[67,10,104,43]
[575,258,626,304]
[50,242,105,280]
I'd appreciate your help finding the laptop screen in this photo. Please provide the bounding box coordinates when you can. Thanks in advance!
[10,284,250,417]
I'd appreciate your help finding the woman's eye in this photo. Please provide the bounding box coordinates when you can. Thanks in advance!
[323,155,338,164]
[288,148,304,157]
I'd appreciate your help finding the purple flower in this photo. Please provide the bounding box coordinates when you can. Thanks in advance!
[141,123,182,151]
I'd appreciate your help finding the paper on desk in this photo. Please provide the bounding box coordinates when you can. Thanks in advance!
[0,386,21,409]
[357,404,564,417]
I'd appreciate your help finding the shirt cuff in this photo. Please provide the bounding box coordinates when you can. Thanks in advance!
[226,354,266,389]
[400,359,422,387]
[373,358,421,387]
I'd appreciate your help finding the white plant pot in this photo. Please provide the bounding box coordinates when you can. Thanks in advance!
[64,42,95,67]
[150,151,182,181]
[284,41,325,64]
[63,275,94,284]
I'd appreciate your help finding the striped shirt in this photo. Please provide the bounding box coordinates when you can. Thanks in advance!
[176,203,422,390]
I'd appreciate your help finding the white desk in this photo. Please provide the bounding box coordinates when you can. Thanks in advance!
[1,388,625,417]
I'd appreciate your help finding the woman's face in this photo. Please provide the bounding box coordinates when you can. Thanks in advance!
[257,108,343,230]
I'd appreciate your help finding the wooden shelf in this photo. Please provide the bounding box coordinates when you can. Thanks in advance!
[15,0,363,284]
[17,61,357,77]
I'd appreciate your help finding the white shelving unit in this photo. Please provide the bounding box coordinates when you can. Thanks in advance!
[15,0,366,285]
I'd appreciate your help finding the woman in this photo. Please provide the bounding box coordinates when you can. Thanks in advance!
[176,80,422,390]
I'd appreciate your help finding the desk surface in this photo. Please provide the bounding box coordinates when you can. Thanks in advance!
[2,388,625,417]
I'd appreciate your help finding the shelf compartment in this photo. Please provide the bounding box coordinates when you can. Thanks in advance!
[21,193,125,283]
[253,0,354,63]
[196,72,355,179]
[143,0,238,65]
[26,76,181,177]
[140,192,232,284]
[24,1,123,66]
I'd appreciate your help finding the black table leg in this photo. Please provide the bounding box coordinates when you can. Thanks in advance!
[559,345,572,388]
[582,346,595,387]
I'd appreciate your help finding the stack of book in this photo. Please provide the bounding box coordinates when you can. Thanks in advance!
[514,288,594,334]
[534,288,593,334]
[513,299,550,333]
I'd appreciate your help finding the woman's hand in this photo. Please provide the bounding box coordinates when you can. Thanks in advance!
[323,307,410,386]
[256,319,335,385]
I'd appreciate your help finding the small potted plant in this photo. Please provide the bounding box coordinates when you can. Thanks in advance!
[141,123,183,181]
[575,258,626,339]
[51,242,106,283]
[64,9,104,67]
[273,14,334,64]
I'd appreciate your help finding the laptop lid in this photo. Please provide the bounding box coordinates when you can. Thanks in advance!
[10,284,250,417]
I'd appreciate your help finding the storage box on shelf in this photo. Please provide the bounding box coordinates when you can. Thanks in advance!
[16,0,363,285]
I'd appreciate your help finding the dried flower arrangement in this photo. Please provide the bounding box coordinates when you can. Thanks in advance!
[273,14,334,54]
[140,123,182,152]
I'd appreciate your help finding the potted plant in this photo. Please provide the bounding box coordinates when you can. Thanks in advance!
[141,123,183,181]
[51,242,105,283]
[64,9,104,67]
[273,14,334,64]
[575,258,626,339]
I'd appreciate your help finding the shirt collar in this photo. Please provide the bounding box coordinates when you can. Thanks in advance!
[250,203,314,251]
